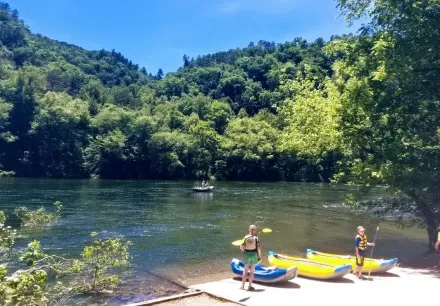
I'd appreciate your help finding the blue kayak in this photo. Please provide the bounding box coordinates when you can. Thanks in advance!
[231,258,298,283]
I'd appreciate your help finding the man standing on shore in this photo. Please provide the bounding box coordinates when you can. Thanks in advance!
[240,225,262,291]
[354,226,375,279]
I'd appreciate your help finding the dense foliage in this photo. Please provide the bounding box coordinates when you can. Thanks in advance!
[0,2,340,182]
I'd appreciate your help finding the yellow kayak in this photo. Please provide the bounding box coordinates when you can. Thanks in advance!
[268,251,351,280]
[306,249,398,273]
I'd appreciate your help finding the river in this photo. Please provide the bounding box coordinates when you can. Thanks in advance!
[0,179,427,304]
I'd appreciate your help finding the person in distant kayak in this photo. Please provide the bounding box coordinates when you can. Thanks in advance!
[240,224,262,291]
[435,225,440,268]
[354,226,375,279]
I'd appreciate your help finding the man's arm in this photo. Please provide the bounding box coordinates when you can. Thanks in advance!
[256,237,262,262]
[355,237,360,255]
[435,240,440,251]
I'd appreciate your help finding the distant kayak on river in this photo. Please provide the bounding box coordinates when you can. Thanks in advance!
[191,185,214,192]
[192,180,214,192]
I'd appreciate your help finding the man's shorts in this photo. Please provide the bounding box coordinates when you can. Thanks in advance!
[244,251,259,265]
[356,254,365,267]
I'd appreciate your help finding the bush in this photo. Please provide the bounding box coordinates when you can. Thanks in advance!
[0,211,16,251]
[15,201,62,227]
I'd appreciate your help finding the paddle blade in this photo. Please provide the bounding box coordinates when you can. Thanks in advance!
[262,228,272,233]
[232,239,244,246]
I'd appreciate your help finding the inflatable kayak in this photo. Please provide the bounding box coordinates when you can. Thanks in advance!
[231,258,298,283]
[306,249,398,273]
[191,186,214,192]
[268,251,351,280]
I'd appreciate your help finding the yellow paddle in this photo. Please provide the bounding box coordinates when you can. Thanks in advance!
[231,228,272,245]
[368,226,380,279]
[232,239,244,246]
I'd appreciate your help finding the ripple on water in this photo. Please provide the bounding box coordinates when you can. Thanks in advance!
[0,179,428,304]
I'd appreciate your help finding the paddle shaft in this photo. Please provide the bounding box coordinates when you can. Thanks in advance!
[368,227,379,278]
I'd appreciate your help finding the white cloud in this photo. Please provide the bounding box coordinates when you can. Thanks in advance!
[218,1,242,13]
[214,0,302,14]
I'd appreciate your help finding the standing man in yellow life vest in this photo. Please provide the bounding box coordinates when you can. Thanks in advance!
[354,226,375,279]
[240,224,262,291]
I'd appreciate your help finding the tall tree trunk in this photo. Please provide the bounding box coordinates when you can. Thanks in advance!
[407,190,438,251]
[426,221,438,251]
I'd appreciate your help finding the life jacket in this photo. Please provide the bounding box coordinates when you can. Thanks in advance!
[356,234,368,250]
[243,234,259,252]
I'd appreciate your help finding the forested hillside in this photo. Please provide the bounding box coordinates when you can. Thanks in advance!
[0,3,439,302]
[0,2,343,181]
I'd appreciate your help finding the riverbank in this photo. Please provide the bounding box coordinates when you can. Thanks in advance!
[189,266,439,306]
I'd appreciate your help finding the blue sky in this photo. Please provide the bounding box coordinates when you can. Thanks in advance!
[12,0,362,74]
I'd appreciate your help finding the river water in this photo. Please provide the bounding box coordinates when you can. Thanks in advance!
[0,179,427,304]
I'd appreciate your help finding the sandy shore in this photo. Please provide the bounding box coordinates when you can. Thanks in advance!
[123,254,440,305]
[190,267,440,306]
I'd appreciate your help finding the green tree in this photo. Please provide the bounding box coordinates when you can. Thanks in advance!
[279,78,342,156]
[156,68,164,80]
[205,100,232,134]
[155,75,189,98]
[30,92,90,177]
[185,114,219,177]
[149,131,192,178]
[0,98,13,142]
[220,116,280,180]
[0,3,27,49]
[329,0,440,248]
[46,61,89,96]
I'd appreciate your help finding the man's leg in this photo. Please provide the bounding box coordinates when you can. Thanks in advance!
[358,256,364,278]
[241,264,249,289]
[356,255,363,278]
[248,264,256,290]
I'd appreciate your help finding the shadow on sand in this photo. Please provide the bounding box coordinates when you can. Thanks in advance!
[232,277,301,289]
[373,272,400,278]
[299,275,355,284]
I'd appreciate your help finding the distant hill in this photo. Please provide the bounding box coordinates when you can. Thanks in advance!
[0,1,344,181]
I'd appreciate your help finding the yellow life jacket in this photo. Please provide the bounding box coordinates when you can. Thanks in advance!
[356,234,368,250]
[243,234,259,252]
